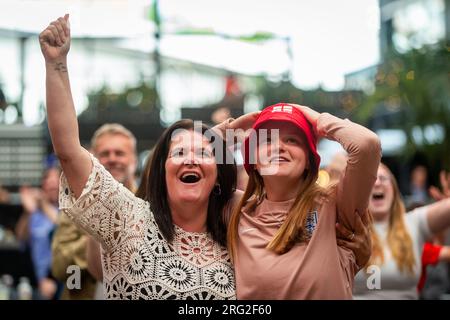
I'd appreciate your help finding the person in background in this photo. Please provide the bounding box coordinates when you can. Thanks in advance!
[406,165,430,209]
[418,242,450,296]
[15,166,61,299]
[353,163,450,299]
[0,184,10,203]
[51,123,138,300]
[418,170,450,299]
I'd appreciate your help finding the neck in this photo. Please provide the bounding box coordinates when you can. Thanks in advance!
[263,176,301,202]
[373,211,390,223]
[124,178,137,193]
[170,200,208,233]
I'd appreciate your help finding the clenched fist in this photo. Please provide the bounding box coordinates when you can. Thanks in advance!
[39,14,71,62]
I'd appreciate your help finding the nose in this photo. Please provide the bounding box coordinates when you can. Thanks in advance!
[106,153,118,164]
[275,138,287,154]
[183,151,199,165]
[374,176,382,186]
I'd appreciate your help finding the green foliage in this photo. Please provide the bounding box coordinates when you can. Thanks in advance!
[254,77,365,118]
[357,41,450,168]
[86,80,159,113]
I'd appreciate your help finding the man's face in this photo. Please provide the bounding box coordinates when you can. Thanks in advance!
[94,134,136,184]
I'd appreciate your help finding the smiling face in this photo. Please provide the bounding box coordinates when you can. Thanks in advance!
[165,130,217,205]
[369,165,395,221]
[94,133,136,185]
[255,121,309,179]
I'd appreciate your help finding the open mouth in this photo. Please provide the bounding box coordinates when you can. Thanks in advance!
[270,157,289,163]
[180,172,201,184]
[372,192,385,200]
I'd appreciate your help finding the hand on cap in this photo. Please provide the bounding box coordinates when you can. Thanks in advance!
[229,111,260,132]
[39,14,71,62]
[289,104,319,126]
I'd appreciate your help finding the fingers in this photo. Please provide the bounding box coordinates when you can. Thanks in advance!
[52,16,69,45]
[289,104,320,125]
[232,111,260,131]
[249,111,261,119]
[353,213,366,234]
[50,22,64,46]
[441,171,450,196]
[336,222,353,240]
[60,14,71,39]
[440,170,446,189]
[360,209,370,226]
[429,185,444,201]
[337,239,356,250]
[40,15,70,48]
[39,29,57,47]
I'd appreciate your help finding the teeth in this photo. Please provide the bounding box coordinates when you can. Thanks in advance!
[182,173,199,179]
[271,157,288,162]
[180,172,201,184]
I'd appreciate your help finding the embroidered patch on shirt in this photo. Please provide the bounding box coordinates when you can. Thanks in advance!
[304,211,318,239]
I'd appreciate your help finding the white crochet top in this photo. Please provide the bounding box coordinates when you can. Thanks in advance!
[59,155,235,300]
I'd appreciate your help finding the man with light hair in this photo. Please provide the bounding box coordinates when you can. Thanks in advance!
[89,123,137,191]
[52,123,137,299]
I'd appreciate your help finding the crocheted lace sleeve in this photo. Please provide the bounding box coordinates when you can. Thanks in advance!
[59,154,148,252]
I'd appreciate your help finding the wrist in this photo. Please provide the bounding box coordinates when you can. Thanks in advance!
[45,58,68,70]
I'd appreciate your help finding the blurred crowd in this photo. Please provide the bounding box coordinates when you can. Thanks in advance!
[1,138,450,299]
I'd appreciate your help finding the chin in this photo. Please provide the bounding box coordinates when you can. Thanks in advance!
[259,165,291,177]
[274,169,303,180]
[370,207,388,218]
[180,193,209,203]
[174,184,210,201]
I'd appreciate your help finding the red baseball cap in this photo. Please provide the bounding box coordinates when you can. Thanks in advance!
[242,103,321,174]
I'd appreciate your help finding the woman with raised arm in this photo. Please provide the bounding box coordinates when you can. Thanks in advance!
[40,14,248,300]
[351,164,450,299]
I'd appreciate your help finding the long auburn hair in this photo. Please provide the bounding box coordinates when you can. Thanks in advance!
[368,163,416,275]
[227,128,331,260]
[136,119,237,247]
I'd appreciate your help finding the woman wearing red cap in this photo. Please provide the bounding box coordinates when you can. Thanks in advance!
[227,103,381,299]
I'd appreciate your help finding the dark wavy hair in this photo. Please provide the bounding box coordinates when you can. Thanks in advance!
[136,119,236,247]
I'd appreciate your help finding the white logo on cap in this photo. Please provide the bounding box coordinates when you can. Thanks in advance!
[272,105,293,113]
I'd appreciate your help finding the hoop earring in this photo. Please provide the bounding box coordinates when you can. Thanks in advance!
[213,183,222,196]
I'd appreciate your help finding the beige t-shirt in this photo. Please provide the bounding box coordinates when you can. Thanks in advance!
[233,113,381,299]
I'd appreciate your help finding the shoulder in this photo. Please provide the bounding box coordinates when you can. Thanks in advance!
[405,206,428,225]
[405,206,431,239]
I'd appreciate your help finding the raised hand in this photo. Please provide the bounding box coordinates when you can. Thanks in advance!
[39,14,70,62]
[19,186,40,214]
[289,104,320,135]
[429,170,450,201]
[230,111,260,131]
